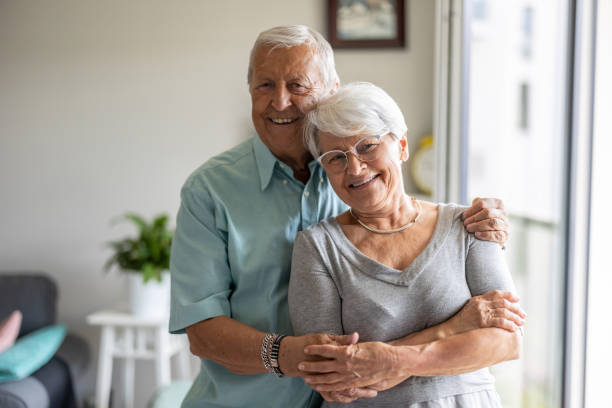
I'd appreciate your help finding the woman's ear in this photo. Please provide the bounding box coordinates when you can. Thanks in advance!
[328,81,340,95]
[399,136,409,162]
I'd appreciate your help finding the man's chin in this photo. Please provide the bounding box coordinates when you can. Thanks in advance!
[263,123,301,140]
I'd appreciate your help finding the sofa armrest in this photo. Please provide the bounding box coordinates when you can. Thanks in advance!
[0,377,50,408]
[0,273,57,337]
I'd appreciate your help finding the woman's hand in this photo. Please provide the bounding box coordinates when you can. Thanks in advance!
[298,339,406,392]
[448,290,526,335]
[319,388,378,403]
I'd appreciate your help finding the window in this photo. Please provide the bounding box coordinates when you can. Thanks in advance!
[519,82,530,131]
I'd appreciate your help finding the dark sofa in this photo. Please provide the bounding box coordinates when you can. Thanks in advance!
[0,273,90,408]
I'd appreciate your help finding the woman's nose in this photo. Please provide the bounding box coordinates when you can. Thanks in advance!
[271,87,292,111]
[346,152,365,175]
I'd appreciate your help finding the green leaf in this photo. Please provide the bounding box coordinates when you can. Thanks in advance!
[124,213,148,233]
[104,212,174,278]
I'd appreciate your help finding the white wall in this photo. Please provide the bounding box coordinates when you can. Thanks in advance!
[0,0,434,405]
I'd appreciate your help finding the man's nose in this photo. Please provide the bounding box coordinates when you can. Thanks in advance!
[271,86,292,111]
[346,152,365,175]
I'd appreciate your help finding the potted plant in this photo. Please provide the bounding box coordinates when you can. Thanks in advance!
[105,213,173,318]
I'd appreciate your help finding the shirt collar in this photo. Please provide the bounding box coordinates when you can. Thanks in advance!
[253,134,324,191]
[253,135,278,191]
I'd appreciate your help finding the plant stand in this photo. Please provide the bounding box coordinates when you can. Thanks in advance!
[86,309,190,408]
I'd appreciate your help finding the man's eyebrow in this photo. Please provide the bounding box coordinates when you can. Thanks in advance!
[288,75,313,84]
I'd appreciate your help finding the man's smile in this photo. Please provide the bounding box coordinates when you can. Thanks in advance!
[269,117,299,124]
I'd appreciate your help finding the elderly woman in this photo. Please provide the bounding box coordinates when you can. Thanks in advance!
[288,82,524,407]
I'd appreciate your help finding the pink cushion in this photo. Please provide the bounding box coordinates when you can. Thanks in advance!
[0,310,22,354]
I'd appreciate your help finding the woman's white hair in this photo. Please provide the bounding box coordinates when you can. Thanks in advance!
[247,25,339,89]
[304,82,408,157]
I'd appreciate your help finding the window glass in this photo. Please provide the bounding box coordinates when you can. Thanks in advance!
[465,1,569,406]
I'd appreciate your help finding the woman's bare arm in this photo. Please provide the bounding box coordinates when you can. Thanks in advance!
[298,326,522,392]
[389,290,525,347]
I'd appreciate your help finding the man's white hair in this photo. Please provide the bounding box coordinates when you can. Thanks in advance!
[247,25,339,89]
[303,82,408,158]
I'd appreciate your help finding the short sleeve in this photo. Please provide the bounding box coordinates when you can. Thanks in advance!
[288,231,344,336]
[169,185,233,334]
[465,236,517,296]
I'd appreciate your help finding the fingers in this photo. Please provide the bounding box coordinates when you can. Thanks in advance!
[490,308,525,329]
[321,391,355,403]
[303,372,345,385]
[321,392,346,403]
[490,299,527,319]
[367,380,387,390]
[321,388,377,403]
[482,290,519,303]
[462,197,505,220]
[330,332,359,346]
[304,344,341,358]
[463,208,507,226]
[474,230,509,245]
[344,388,377,399]
[299,359,338,373]
[322,391,355,403]
[465,217,508,233]
[490,317,521,332]
[312,381,361,392]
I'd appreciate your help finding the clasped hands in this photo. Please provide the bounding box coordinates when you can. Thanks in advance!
[300,333,406,403]
[284,290,525,403]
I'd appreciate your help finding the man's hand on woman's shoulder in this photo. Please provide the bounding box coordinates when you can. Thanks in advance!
[462,197,509,247]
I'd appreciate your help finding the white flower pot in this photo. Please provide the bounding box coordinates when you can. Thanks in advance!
[127,272,170,318]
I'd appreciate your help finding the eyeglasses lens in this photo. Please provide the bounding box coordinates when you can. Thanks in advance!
[320,136,383,173]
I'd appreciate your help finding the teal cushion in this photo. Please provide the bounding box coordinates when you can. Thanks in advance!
[0,324,66,382]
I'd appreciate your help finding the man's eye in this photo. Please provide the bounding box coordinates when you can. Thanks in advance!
[290,83,308,93]
[258,83,271,89]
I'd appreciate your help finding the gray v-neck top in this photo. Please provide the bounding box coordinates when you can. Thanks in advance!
[288,203,515,407]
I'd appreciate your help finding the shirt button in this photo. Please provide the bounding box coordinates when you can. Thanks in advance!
[304,191,310,197]
[280,163,285,168]
[283,179,288,185]
[320,177,324,183]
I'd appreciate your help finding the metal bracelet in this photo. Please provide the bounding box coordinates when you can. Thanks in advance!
[269,334,286,377]
[260,333,274,372]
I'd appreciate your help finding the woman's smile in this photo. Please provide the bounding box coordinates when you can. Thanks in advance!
[348,174,381,189]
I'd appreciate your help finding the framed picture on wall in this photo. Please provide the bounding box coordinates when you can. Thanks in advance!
[328,0,406,48]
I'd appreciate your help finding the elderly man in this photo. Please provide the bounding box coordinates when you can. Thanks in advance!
[169,25,510,407]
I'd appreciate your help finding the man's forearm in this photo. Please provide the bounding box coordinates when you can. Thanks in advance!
[186,315,268,375]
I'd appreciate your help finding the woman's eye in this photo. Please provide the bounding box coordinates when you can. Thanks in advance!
[358,143,378,153]
[330,154,345,162]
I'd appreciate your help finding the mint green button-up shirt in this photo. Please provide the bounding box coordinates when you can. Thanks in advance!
[169,136,347,408]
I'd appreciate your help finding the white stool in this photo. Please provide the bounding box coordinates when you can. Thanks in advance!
[87,310,190,408]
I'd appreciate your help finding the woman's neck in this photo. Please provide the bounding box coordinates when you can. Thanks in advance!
[351,194,419,231]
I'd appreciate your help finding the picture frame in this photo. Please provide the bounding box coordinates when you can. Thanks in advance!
[328,0,406,49]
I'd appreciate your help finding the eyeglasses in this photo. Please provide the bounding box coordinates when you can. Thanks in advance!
[316,134,389,173]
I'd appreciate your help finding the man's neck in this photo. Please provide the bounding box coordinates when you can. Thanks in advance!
[279,152,314,184]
